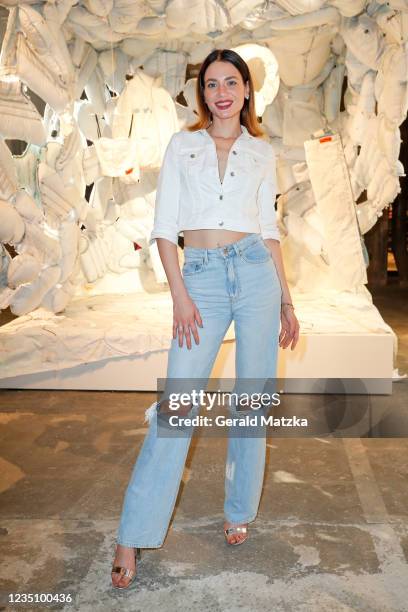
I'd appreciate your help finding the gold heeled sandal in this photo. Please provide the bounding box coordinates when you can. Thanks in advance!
[111,547,142,590]
[224,524,248,546]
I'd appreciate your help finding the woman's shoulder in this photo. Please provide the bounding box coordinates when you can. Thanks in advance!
[248,134,275,160]
[168,128,205,149]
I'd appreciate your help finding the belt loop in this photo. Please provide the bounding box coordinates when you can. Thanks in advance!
[204,249,208,264]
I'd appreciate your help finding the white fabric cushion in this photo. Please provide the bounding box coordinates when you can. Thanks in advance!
[265,26,334,87]
[84,64,110,115]
[14,190,43,225]
[328,0,367,16]
[323,62,346,123]
[0,7,18,80]
[98,47,129,94]
[75,100,107,142]
[18,222,62,266]
[59,219,81,284]
[74,43,98,100]
[0,137,17,201]
[340,13,385,71]
[7,253,41,289]
[18,5,74,93]
[375,43,408,125]
[83,0,113,18]
[143,50,188,98]
[83,145,102,185]
[376,6,408,44]
[283,97,325,147]
[0,80,46,145]
[344,70,376,144]
[225,0,263,25]
[165,0,229,35]
[108,0,148,34]
[66,6,124,44]
[41,276,77,314]
[256,5,338,32]
[0,199,25,244]
[274,0,326,15]
[10,265,62,316]
[15,32,70,113]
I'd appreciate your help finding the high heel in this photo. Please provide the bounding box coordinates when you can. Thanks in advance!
[111,547,142,590]
[224,524,248,546]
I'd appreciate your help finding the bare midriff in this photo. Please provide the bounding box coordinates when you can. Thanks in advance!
[183,229,251,249]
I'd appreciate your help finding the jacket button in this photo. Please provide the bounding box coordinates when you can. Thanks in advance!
[232,150,237,155]
[190,153,195,158]
[230,171,235,176]
[218,221,224,226]
[219,194,223,200]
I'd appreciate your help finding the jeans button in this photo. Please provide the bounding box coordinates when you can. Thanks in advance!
[218,221,224,226]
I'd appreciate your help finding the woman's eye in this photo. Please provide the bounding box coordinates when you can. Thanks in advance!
[207,82,216,88]
[227,80,237,86]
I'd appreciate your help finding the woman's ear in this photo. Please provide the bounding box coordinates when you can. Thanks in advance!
[244,81,250,100]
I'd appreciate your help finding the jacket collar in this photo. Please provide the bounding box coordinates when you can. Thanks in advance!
[200,124,252,140]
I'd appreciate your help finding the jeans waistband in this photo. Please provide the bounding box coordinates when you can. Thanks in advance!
[183,233,262,260]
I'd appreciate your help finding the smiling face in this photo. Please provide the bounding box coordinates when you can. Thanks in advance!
[203,60,249,122]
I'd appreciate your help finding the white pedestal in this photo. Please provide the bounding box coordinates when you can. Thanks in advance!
[0,289,395,394]
[0,331,394,394]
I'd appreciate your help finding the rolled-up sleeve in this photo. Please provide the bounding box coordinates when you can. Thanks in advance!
[257,146,280,242]
[149,133,180,246]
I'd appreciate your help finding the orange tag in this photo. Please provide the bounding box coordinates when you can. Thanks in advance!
[319,136,332,143]
[125,168,133,175]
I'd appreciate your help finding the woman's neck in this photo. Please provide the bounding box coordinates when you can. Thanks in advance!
[207,116,242,139]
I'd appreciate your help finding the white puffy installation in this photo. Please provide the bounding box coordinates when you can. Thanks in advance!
[0,0,405,376]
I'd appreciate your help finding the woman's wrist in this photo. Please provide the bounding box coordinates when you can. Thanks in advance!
[281,301,295,310]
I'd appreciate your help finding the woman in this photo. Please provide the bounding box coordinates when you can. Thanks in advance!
[111,49,299,589]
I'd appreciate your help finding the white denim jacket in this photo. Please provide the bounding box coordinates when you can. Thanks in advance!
[149,125,280,246]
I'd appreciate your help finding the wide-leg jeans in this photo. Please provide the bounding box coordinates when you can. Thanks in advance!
[117,233,282,548]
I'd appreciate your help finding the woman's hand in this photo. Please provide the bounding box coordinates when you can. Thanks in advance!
[279,304,300,351]
[173,292,203,349]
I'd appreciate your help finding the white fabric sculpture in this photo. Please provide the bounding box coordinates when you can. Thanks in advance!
[112,69,179,169]
[14,5,75,113]
[0,0,406,381]
[232,43,280,115]
[165,0,229,35]
[0,80,46,145]
[304,131,367,290]
[143,49,188,98]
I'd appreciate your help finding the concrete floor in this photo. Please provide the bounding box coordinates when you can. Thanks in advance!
[0,282,407,611]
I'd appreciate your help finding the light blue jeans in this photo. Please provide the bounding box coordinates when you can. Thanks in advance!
[117,233,282,548]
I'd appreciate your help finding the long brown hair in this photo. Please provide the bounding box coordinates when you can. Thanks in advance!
[188,49,264,138]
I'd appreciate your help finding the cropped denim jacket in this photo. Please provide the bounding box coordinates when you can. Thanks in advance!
[149,125,280,246]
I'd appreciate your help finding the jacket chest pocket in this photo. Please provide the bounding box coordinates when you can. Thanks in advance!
[180,149,207,177]
[226,151,265,191]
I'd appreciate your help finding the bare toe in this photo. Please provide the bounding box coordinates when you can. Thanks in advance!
[224,522,248,545]
[111,544,136,587]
